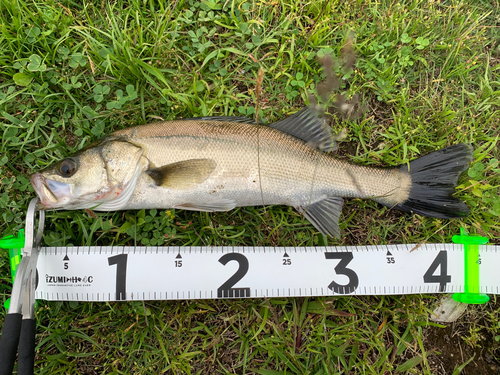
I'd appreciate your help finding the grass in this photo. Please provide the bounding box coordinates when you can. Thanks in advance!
[0,0,499,373]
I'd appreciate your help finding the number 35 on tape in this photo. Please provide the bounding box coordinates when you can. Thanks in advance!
[35,244,500,302]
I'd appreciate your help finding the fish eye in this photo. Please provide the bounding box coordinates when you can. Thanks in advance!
[58,159,77,177]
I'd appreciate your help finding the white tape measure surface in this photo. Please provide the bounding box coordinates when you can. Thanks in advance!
[34,244,500,301]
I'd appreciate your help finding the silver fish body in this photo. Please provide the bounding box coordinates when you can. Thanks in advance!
[30,108,472,237]
[118,120,409,209]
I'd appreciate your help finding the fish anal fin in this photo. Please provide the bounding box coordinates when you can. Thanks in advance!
[270,106,338,152]
[296,197,344,238]
[175,199,236,212]
[146,159,216,189]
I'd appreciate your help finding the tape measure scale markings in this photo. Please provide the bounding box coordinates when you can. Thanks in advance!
[34,244,500,302]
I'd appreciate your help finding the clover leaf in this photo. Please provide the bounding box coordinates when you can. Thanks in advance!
[27,54,47,72]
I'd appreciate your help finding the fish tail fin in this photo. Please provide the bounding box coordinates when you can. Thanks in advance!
[393,143,473,218]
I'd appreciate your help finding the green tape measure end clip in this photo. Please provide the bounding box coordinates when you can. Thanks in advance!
[452,228,490,305]
[0,229,25,310]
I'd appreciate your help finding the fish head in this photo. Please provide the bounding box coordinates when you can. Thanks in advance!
[31,141,145,210]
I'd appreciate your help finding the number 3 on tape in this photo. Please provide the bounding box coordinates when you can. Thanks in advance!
[325,252,359,294]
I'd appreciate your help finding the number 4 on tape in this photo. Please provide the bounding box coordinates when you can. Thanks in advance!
[423,251,451,292]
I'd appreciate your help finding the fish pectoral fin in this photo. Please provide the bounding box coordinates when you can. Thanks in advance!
[146,159,217,189]
[175,199,236,212]
[296,197,344,238]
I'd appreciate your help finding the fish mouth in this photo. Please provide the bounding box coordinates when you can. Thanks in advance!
[30,173,69,209]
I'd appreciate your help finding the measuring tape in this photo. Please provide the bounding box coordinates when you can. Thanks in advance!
[34,244,500,301]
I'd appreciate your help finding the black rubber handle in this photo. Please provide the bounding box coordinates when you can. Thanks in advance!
[17,319,36,375]
[0,313,23,375]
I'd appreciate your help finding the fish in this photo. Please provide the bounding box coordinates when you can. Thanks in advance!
[30,107,473,238]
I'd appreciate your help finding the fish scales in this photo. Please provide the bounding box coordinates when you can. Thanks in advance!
[111,120,408,210]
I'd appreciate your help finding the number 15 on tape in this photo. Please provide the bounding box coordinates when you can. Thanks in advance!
[35,244,500,301]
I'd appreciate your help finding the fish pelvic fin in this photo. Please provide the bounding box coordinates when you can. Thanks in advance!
[393,143,473,218]
[175,199,237,212]
[270,107,338,152]
[296,197,344,238]
[146,159,216,189]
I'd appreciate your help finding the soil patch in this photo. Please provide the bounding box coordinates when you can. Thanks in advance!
[425,314,500,374]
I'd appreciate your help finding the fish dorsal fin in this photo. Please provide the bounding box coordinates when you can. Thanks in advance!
[270,107,337,152]
[296,197,344,238]
[181,116,257,124]
[175,199,237,212]
[146,159,216,189]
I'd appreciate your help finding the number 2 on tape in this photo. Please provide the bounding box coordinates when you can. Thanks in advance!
[217,253,251,298]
